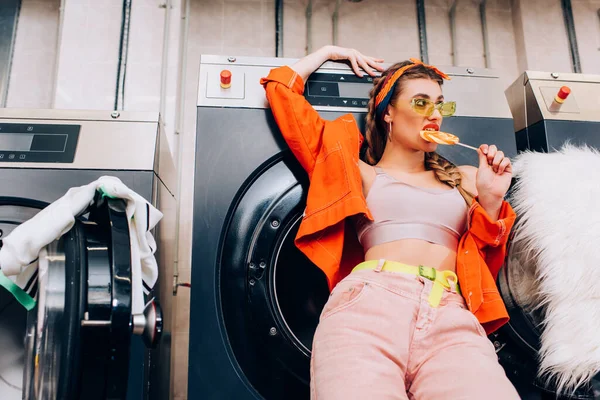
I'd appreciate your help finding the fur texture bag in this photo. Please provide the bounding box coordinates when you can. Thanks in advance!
[508,144,600,394]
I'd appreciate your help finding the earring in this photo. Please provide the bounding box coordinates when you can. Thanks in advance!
[388,121,393,142]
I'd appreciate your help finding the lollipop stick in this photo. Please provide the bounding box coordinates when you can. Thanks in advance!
[456,142,479,151]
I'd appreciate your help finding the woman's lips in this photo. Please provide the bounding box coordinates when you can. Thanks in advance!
[422,123,440,131]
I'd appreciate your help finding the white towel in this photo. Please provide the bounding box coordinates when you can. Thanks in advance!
[0,176,162,315]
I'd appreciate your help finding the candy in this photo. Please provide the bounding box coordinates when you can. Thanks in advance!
[420,130,459,145]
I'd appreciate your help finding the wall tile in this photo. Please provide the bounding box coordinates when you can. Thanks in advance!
[221,46,272,56]
[223,2,264,48]
[283,0,307,54]
[426,5,452,60]
[487,10,517,58]
[14,0,60,51]
[6,0,60,108]
[488,0,512,10]
[262,0,276,51]
[572,0,600,74]
[428,51,454,66]
[193,0,224,49]
[123,63,162,111]
[426,0,451,8]
[83,4,123,63]
[310,1,334,51]
[7,50,57,108]
[128,4,166,64]
[174,268,191,333]
[172,332,190,399]
[511,0,529,71]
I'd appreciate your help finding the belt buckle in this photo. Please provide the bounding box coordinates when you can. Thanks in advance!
[418,265,436,281]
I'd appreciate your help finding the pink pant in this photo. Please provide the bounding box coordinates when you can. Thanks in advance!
[310,267,519,399]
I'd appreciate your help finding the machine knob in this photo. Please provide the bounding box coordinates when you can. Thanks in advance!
[131,298,163,348]
[142,299,163,348]
[220,70,232,89]
[554,86,571,104]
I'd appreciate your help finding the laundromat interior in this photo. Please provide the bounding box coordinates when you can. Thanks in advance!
[1,0,600,399]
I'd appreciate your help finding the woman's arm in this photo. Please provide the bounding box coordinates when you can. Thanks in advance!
[459,144,516,278]
[292,45,384,82]
[260,46,383,173]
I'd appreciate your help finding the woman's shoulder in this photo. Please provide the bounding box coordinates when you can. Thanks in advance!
[457,165,477,195]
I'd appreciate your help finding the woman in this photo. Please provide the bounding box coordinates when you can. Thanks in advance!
[260,46,519,399]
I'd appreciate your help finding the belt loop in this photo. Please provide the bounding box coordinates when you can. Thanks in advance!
[444,271,459,294]
[374,259,385,272]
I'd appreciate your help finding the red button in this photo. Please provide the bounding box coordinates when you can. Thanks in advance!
[556,86,570,100]
[220,70,232,88]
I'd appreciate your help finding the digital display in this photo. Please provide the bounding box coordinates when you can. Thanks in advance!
[305,72,374,108]
[338,82,372,99]
[0,133,34,151]
[0,123,79,163]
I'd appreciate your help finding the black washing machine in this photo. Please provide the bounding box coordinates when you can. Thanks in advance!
[189,55,517,399]
[0,109,176,399]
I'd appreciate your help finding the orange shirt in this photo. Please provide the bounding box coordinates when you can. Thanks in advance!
[260,66,516,335]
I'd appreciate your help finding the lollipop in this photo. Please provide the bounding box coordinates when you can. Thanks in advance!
[419,130,477,150]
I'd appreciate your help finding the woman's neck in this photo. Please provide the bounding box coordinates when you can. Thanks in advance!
[377,143,426,173]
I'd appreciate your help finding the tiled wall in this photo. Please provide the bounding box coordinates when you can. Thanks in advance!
[572,0,600,74]
[6,0,60,108]
[5,0,600,399]
[53,0,122,110]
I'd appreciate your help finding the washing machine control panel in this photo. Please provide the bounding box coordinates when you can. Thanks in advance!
[305,72,373,108]
[0,123,80,163]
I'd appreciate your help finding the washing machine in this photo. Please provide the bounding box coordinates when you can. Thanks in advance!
[189,55,517,399]
[505,70,600,153]
[0,109,176,399]
[494,72,600,399]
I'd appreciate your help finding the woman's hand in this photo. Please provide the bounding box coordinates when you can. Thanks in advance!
[323,46,385,77]
[292,45,384,82]
[476,144,512,219]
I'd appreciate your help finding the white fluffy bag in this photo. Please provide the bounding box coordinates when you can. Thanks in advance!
[508,144,600,394]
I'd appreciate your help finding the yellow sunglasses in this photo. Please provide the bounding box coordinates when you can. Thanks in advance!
[410,98,456,117]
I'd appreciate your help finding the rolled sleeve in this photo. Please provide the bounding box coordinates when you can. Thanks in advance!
[260,66,305,95]
[468,199,516,247]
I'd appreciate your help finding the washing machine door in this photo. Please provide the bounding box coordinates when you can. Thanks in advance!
[218,156,329,399]
[0,198,45,399]
[0,197,135,400]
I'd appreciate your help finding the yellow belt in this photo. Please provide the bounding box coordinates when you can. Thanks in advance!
[352,260,460,308]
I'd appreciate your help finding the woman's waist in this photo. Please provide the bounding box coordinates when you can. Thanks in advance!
[344,259,465,308]
[363,239,457,273]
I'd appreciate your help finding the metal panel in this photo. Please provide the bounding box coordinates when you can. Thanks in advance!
[0,108,176,196]
[0,169,153,202]
[0,0,20,106]
[197,55,512,118]
[506,70,600,132]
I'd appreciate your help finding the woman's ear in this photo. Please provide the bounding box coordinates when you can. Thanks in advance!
[383,106,394,123]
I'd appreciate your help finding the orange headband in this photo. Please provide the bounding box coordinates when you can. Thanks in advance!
[375,58,451,119]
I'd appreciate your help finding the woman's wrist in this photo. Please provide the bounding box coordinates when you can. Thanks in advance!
[477,194,504,221]
[292,46,333,83]
[318,45,333,59]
